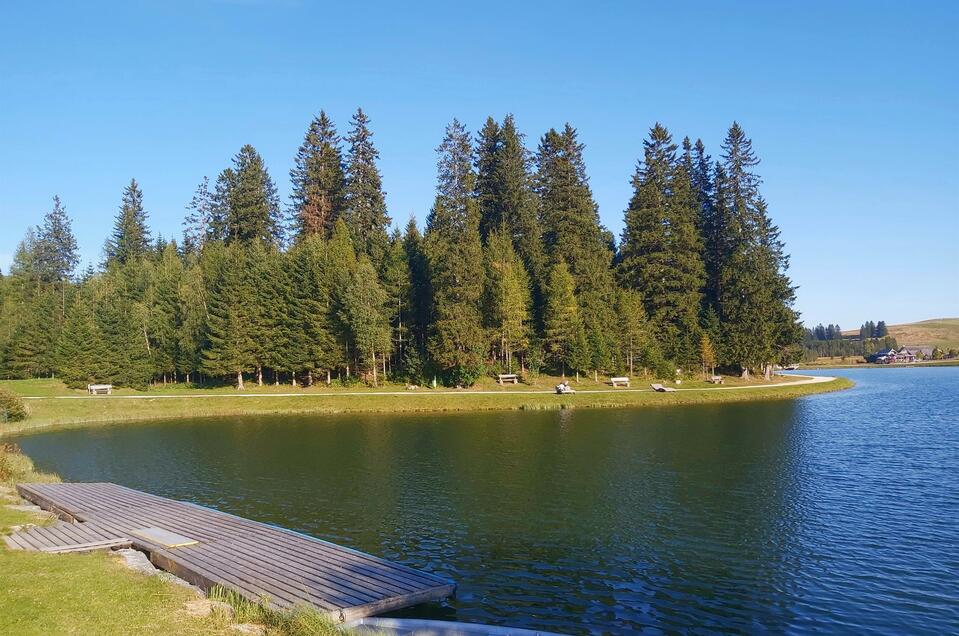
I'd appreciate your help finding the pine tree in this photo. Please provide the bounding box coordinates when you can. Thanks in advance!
[485,230,531,373]
[222,146,283,246]
[620,124,705,367]
[104,179,151,265]
[425,119,487,385]
[290,111,347,240]
[35,196,80,284]
[344,108,390,265]
[543,261,580,377]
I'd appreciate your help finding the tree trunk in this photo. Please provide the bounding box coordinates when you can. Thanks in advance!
[306,370,313,387]
[256,365,263,386]
[236,371,244,390]
[741,366,749,379]
[372,350,378,387]
[291,371,297,387]
[326,369,331,386]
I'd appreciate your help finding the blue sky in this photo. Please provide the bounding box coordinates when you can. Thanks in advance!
[1,1,956,328]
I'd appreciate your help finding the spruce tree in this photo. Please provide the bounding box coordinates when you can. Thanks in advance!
[176,260,206,383]
[56,295,105,387]
[147,243,183,382]
[286,236,338,385]
[95,276,153,388]
[380,232,411,371]
[201,243,256,388]
[543,261,581,377]
[425,119,486,385]
[222,146,283,246]
[403,217,431,357]
[183,177,215,254]
[619,124,705,367]
[290,111,347,240]
[535,124,617,375]
[104,179,151,265]
[326,218,358,377]
[714,123,800,376]
[340,256,391,385]
[35,196,79,285]
[475,115,545,316]
[344,108,390,265]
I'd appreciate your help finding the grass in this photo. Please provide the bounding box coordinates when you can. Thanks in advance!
[209,587,348,636]
[0,375,853,438]
[0,443,355,635]
[842,317,959,349]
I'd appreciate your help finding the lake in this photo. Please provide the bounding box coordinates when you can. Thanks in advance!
[13,368,959,634]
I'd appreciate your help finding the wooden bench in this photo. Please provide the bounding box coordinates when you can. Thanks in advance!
[497,374,519,385]
[87,384,113,395]
[708,375,724,385]
[610,376,630,387]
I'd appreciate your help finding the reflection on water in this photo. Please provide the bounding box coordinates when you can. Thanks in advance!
[15,368,959,634]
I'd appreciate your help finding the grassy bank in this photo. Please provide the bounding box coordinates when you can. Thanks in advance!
[0,444,352,635]
[0,444,232,635]
[0,375,853,438]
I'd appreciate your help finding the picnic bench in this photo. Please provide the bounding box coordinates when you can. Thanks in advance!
[87,384,113,395]
[610,376,630,387]
[708,375,724,384]
[497,374,519,385]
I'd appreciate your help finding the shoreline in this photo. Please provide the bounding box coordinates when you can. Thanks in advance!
[1,374,852,439]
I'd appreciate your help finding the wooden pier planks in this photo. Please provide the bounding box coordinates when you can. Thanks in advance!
[14,482,455,621]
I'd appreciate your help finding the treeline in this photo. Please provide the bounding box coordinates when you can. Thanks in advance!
[0,111,801,388]
[802,319,896,360]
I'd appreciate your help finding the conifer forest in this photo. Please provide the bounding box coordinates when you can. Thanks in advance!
[0,111,802,388]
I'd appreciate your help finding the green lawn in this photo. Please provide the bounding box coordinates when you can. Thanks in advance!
[0,445,350,635]
[0,375,853,438]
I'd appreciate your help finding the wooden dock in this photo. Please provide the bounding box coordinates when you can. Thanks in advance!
[7,482,455,621]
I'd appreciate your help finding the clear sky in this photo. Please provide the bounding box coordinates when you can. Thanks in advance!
[1,1,956,329]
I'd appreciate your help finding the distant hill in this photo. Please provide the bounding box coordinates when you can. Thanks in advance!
[843,318,959,348]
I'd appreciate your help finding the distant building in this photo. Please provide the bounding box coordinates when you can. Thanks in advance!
[869,347,919,364]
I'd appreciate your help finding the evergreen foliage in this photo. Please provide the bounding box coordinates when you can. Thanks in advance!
[104,179,150,265]
[290,111,347,239]
[619,124,705,367]
[425,119,487,385]
[344,109,390,265]
[0,115,802,386]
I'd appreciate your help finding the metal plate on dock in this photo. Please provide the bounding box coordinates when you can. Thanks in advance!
[130,526,199,547]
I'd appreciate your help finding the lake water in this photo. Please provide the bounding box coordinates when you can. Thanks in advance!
[13,368,959,634]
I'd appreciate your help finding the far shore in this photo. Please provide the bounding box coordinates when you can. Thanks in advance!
[0,374,851,438]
